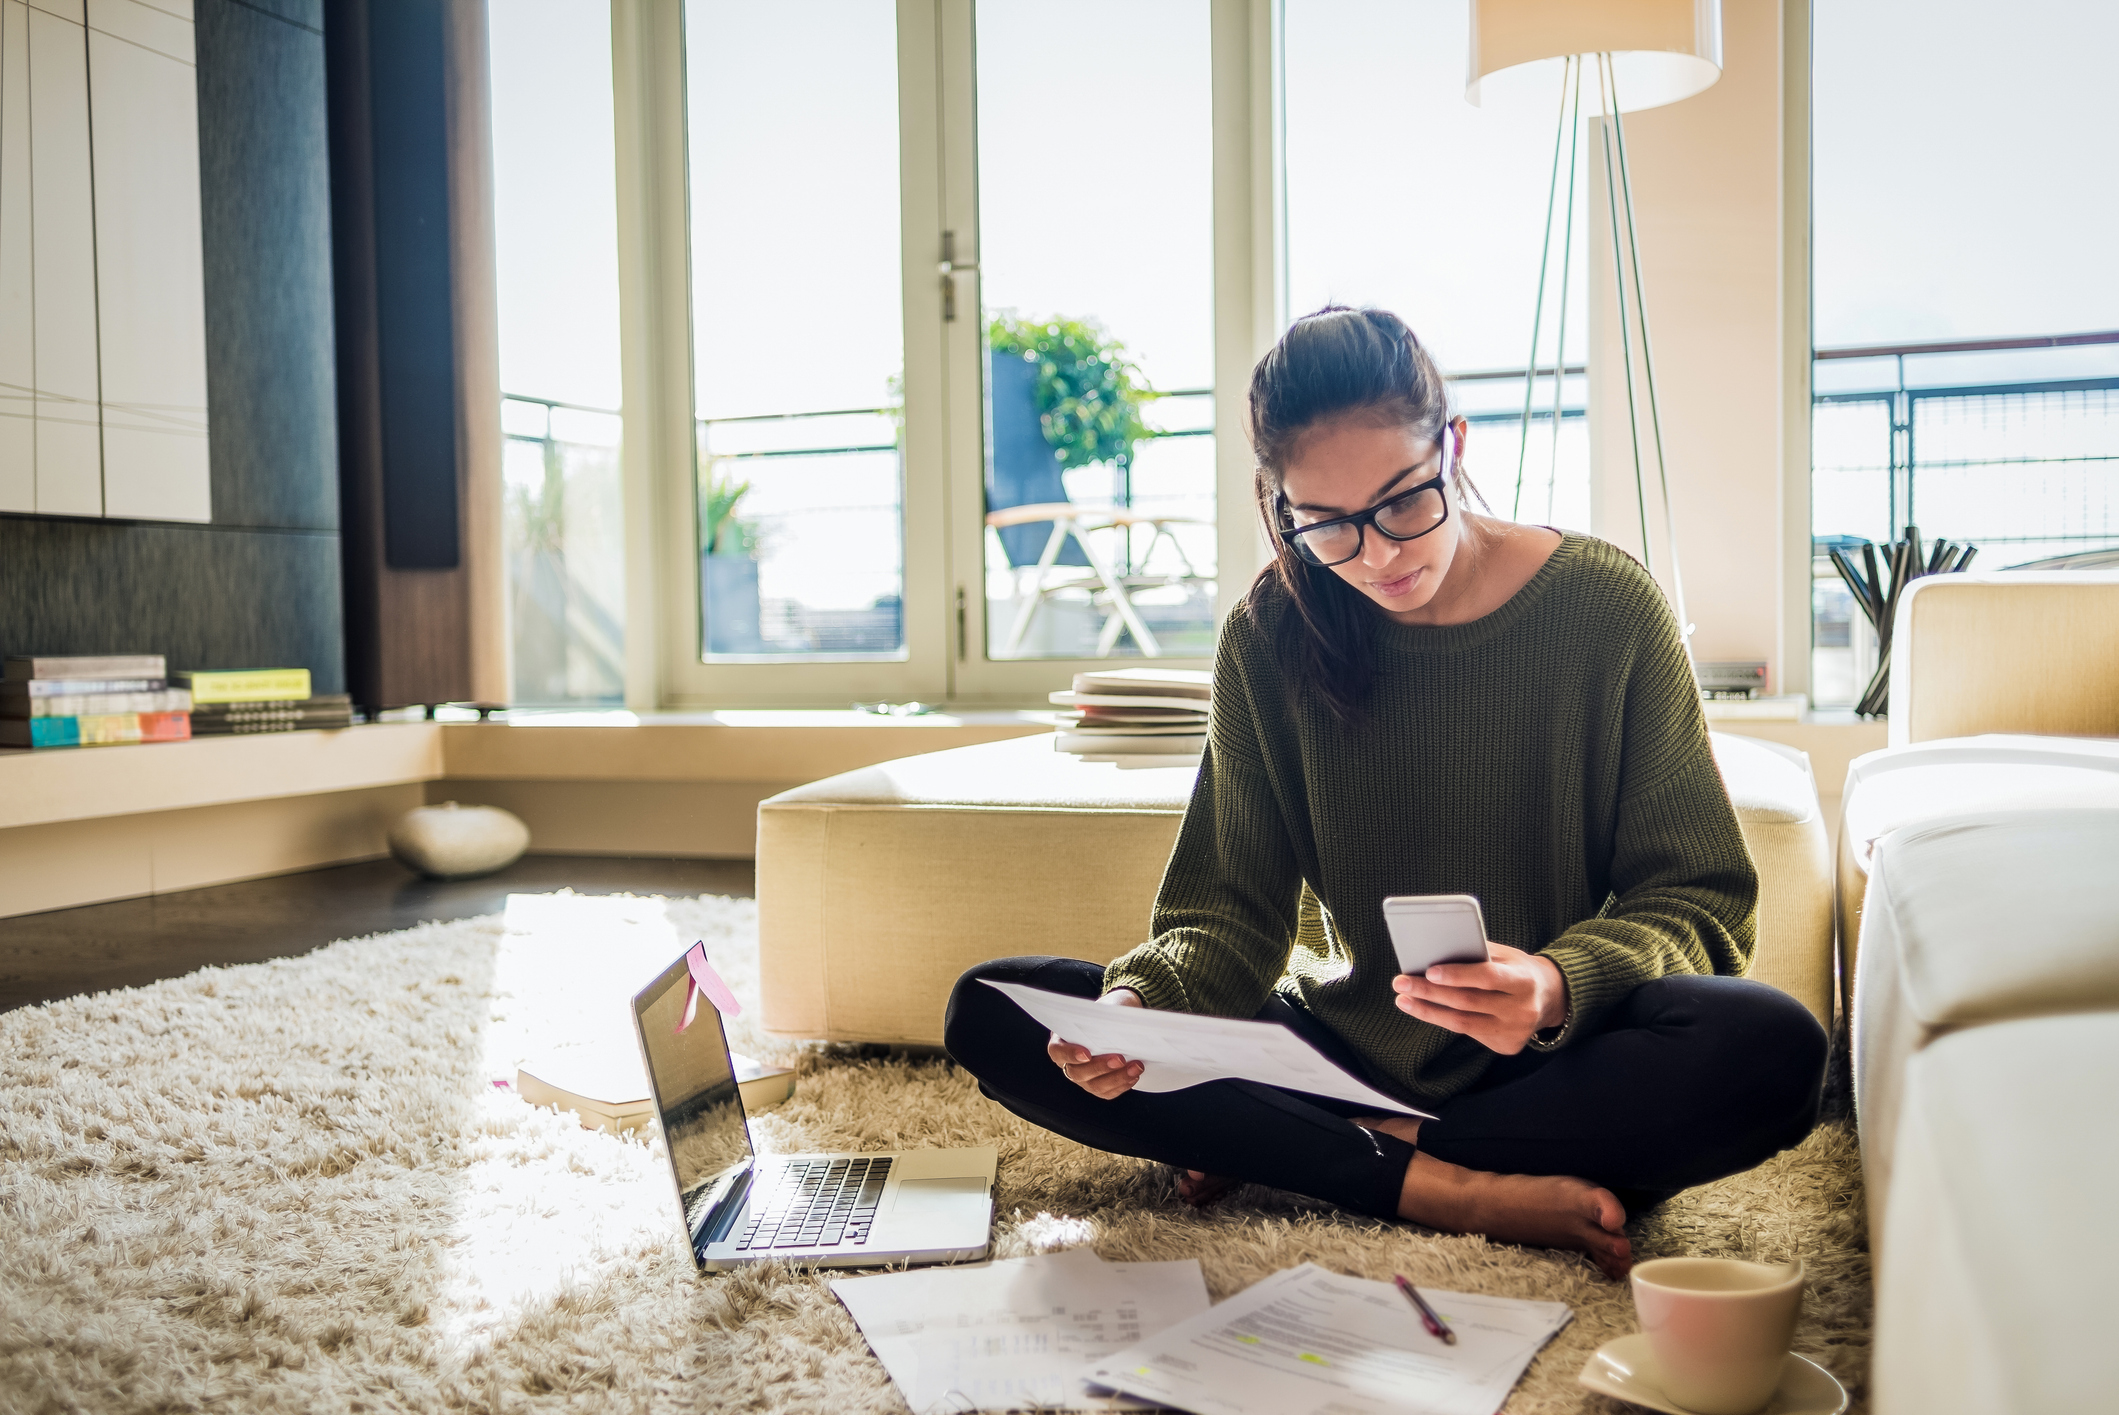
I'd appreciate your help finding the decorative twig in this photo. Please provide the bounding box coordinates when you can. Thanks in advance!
[1832,525,1977,718]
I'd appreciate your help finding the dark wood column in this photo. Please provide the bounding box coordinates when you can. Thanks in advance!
[326,0,500,710]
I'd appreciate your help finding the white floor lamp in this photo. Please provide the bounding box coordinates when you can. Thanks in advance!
[1468,0,1724,659]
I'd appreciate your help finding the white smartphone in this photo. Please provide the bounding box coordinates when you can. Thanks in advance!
[1382,894,1492,976]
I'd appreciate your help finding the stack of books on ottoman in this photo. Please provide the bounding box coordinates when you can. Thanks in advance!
[1,655,192,749]
[179,669,353,735]
[1048,667,1210,768]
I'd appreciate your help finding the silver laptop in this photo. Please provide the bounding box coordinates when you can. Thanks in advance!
[631,951,996,1271]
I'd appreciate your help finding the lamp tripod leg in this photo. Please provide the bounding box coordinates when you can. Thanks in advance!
[1595,54,1653,584]
[1606,61,1692,659]
[1514,55,1574,519]
[1546,59,1582,525]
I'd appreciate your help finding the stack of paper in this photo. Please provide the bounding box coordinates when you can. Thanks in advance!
[1084,1263,1573,1415]
[1048,667,1211,767]
[831,1246,1211,1412]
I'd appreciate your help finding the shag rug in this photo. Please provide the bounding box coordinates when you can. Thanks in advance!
[0,894,1871,1414]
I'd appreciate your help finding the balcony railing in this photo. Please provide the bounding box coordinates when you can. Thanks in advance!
[1808,330,2119,705]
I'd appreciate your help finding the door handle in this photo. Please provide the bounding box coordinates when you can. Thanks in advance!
[939,231,977,322]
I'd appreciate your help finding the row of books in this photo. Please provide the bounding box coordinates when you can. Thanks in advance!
[1,655,348,750]
[1048,667,1210,768]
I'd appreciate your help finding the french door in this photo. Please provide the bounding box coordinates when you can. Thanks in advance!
[660,0,1264,708]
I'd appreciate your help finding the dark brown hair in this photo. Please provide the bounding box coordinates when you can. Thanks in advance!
[1245,306,1466,724]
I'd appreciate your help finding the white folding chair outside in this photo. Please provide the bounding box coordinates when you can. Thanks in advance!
[984,502,1207,658]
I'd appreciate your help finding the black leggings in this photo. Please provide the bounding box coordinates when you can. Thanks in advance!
[943,957,1827,1220]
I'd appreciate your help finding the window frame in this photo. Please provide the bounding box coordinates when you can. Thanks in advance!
[609,0,1281,710]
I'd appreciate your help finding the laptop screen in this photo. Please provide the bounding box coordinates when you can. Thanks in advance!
[633,955,754,1226]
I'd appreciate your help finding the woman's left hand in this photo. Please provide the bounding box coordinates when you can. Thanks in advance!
[1392,943,1568,1056]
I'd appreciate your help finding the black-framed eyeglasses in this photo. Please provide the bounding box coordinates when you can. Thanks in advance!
[1276,427,1456,568]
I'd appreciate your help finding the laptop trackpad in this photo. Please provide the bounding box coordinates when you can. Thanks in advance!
[891,1175,989,1232]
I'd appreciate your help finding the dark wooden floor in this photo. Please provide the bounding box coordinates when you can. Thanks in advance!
[0,855,754,1013]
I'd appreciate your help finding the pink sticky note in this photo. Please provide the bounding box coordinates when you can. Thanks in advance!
[674,941,742,1032]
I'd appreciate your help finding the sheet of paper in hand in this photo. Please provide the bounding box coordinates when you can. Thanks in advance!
[984,980,1432,1118]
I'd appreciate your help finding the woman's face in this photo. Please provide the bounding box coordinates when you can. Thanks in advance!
[1279,416,1468,619]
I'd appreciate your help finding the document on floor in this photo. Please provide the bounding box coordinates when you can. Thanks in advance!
[1082,1263,1573,1415]
[831,1246,1211,1412]
[984,980,1433,1118]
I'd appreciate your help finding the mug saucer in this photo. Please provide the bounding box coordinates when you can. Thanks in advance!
[1577,1333,1849,1415]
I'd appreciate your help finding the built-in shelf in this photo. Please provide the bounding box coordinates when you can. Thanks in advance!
[0,722,443,831]
[440,710,1048,785]
[0,712,1053,832]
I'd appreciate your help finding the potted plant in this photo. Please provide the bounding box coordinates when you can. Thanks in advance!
[700,466,766,653]
[986,315,1156,569]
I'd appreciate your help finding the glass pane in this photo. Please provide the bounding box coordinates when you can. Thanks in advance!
[490,0,626,705]
[975,0,1215,660]
[1813,0,2119,682]
[686,0,905,661]
[1285,0,1591,530]
[502,401,627,702]
[1910,388,2119,566]
[1815,1,2119,349]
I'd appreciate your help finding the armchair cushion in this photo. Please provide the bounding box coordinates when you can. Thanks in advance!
[1710,733,1834,1030]
[1853,807,2119,1241]
[1835,735,2119,980]
[1873,1012,2119,1415]
[1888,571,2119,747]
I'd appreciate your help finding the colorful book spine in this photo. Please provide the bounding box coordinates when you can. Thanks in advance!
[0,711,192,750]
[177,668,312,704]
[1,678,166,697]
[3,654,166,681]
[2,688,193,718]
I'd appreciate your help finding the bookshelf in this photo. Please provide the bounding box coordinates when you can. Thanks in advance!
[0,723,442,833]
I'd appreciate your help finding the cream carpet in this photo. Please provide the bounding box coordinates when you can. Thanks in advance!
[0,894,1871,1413]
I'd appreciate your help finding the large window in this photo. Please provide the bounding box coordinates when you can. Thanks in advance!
[1283,0,1591,531]
[1811,0,2119,706]
[686,0,907,665]
[490,0,626,705]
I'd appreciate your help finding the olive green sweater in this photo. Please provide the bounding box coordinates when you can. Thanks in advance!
[1103,533,1758,1107]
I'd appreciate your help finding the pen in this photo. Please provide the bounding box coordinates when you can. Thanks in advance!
[1393,1274,1456,1345]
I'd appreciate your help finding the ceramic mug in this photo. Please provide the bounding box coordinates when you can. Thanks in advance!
[1630,1256,1805,1415]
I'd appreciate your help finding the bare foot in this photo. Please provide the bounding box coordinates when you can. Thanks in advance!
[1397,1151,1633,1279]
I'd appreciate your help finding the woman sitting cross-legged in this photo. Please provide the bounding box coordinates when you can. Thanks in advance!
[943,306,1828,1280]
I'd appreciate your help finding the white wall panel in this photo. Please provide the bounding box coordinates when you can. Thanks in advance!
[0,0,35,511]
[85,0,186,61]
[89,4,207,522]
[27,3,99,516]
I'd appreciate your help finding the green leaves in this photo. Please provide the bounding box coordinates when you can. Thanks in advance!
[702,467,756,557]
[988,314,1157,471]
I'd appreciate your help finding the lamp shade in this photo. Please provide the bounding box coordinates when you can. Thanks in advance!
[1466,0,1722,114]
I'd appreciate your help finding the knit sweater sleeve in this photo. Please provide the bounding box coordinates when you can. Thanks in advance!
[1101,617,1302,1016]
[1534,591,1759,1046]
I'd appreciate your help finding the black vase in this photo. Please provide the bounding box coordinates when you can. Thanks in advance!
[702,553,766,654]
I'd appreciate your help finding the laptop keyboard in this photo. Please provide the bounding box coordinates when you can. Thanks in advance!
[735,1156,893,1251]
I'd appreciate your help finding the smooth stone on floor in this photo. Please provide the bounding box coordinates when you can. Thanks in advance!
[387,802,532,879]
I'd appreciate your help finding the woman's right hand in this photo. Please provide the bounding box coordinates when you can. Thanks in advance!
[1048,987,1146,1099]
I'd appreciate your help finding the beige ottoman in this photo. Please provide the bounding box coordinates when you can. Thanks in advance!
[756,736,1193,1044]
[757,731,1835,1045]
